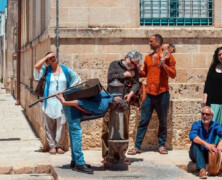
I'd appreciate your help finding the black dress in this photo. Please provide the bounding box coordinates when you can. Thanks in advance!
[204,68,222,106]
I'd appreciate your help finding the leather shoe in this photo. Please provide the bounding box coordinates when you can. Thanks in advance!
[70,161,92,169]
[70,161,75,168]
[75,164,93,174]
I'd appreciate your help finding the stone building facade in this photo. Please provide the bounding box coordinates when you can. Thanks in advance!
[7,0,222,150]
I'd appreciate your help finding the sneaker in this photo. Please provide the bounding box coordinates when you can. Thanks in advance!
[49,148,56,155]
[199,168,207,179]
[127,148,142,155]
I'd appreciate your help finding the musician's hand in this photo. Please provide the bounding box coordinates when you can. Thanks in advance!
[206,143,217,154]
[56,93,65,104]
[124,94,131,102]
[124,91,134,102]
[159,55,167,66]
[124,70,135,78]
[113,96,122,101]
[217,145,222,152]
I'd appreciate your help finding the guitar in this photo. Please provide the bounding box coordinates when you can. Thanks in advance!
[29,78,103,108]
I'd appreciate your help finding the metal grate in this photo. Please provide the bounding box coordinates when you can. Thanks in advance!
[140,0,213,26]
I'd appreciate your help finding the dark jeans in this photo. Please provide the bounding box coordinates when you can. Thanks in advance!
[135,92,169,149]
[189,143,208,170]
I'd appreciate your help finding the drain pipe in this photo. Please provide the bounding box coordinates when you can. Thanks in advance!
[56,0,59,64]
[15,0,21,105]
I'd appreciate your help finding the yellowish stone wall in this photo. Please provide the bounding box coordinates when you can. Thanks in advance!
[20,35,222,151]
[50,0,139,28]
[17,0,222,151]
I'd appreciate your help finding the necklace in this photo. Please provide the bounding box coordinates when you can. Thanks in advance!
[216,64,222,73]
[52,67,61,91]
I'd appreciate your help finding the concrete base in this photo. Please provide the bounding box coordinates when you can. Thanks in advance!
[106,140,129,171]
[104,161,128,171]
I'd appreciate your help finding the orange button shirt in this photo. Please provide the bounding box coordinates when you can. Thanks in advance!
[140,53,176,95]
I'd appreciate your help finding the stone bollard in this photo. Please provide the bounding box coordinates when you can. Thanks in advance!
[104,79,129,170]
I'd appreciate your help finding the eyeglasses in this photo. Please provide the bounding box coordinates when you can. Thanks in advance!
[201,113,212,116]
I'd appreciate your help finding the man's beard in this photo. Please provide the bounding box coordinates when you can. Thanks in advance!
[202,119,211,124]
[124,62,133,70]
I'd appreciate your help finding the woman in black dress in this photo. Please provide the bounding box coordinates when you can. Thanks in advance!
[203,47,222,144]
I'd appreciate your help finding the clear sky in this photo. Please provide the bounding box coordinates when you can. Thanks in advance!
[0,0,7,13]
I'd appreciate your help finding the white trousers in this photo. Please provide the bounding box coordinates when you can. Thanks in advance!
[42,111,66,148]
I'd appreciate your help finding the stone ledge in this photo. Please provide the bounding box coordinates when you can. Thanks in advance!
[178,161,222,173]
[48,27,222,39]
[0,165,52,175]
[0,166,13,174]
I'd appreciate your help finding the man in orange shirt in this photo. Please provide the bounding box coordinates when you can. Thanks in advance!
[128,34,176,155]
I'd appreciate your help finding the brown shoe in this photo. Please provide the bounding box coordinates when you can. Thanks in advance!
[49,148,56,154]
[57,147,65,154]
[127,148,142,155]
[158,146,168,154]
[199,168,207,179]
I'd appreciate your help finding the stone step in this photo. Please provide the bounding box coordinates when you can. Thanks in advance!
[0,174,54,180]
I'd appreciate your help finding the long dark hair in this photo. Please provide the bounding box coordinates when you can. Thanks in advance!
[209,47,222,72]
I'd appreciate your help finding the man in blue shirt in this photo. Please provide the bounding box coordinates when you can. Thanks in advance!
[189,106,222,179]
[56,91,124,174]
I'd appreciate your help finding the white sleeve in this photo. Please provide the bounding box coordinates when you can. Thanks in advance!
[70,73,81,87]
[33,66,45,81]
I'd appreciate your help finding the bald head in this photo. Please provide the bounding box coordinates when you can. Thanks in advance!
[202,106,214,115]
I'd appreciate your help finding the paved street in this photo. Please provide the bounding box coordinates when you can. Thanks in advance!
[0,84,221,180]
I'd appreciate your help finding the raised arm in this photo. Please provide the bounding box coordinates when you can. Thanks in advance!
[34,53,55,73]
[162,54,176,79]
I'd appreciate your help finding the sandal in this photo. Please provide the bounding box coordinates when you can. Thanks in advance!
[57,147,65,154]
[127,148,142,155]
[124,159,131,165]
[158,146,168,154]
[49,147,56,154]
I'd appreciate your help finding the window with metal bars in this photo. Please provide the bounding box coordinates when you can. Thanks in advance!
[140,0,213,26]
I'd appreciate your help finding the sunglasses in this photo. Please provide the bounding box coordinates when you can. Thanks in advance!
[201,113,212,116]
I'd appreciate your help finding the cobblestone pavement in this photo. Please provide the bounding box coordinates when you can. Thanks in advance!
[0,84,221,180]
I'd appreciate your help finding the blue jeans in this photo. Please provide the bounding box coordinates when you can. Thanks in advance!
[63,106,85,166]
[135,92,169,149]
[189,143,208,170]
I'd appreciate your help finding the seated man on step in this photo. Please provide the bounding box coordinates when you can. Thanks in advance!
[189,106,222,179]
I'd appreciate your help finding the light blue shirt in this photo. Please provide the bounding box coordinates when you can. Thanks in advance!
[34,65,81,118]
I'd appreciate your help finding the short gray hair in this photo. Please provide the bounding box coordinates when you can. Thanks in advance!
[202,106,214,115]
[125,50,142,63]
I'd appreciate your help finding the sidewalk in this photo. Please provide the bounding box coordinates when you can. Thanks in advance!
[0,84,221,180]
